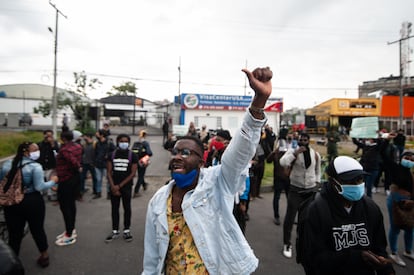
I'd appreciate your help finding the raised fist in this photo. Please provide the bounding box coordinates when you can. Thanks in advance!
[252,67,273,82]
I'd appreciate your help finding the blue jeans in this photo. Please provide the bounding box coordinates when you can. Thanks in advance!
[386,192,413,253]
[80,163,97,193]
[364,170,379,198]
[94,167,107,194]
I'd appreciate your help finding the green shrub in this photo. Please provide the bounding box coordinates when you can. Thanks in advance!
[0,131,43,159]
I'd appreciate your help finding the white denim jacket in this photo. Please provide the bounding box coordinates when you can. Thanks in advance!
[142,111,265,275]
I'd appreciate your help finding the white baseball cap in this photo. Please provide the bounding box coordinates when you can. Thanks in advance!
[327,156,369,181]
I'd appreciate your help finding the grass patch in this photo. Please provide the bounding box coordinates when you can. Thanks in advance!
[0,131,43,159]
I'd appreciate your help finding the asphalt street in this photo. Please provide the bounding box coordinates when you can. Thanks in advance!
[15,127,414,274]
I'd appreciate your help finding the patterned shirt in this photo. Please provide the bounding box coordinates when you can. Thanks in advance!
[166,193,208,275]
[56,141,82,182]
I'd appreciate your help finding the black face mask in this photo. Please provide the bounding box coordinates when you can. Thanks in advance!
[298,142,309,147]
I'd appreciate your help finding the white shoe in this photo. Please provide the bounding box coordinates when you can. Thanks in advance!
[282,244,292,258]
[56,229,77,240]
[386,190,391,196]
[403,251,414,261]
[389,253,406,267]
[371,187,377,194]
[55,235,76,246]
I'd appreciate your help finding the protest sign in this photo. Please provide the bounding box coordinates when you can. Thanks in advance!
[349,117,379,138]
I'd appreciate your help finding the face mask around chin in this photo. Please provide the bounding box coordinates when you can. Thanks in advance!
[172,169,198,189]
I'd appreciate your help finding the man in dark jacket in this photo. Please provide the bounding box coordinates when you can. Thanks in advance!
[354,138,387,197]
[266,140,290,225]
[302,156,395,275]
[94,129,115,199]
[37,129,59,201]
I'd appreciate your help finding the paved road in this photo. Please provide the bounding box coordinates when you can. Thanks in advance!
[15,128,414,274]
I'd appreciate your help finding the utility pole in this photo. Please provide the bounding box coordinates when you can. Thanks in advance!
[388,21,413,129]
[49,1,67,139]
[244,60,248,96]
[178,56,182,125]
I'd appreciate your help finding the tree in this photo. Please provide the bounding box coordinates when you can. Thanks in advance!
[34,71,101,133]
[107,81,137,96]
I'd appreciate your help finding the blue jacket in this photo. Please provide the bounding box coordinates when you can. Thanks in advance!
[142,111,264,275]
[0,157,56,194]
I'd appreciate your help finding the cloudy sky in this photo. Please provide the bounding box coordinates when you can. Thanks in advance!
[0,0,413,109]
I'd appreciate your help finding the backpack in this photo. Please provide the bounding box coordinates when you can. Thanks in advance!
[132,141,148,159]
[0,163,31,206]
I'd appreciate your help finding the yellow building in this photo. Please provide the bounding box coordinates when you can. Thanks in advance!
[305,98,380,134]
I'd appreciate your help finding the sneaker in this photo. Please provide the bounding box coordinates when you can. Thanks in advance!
[389,253,406,267]
[56,229,77,240]
[105,230,120,243]
[274,218,281,225]
[123,230,133,242]
[282,244,292,258]
[92,193,101,199]
[403,251,414,261]
[371,187,377,194]
[36,256,49,268]
[55,235,76,246]
[386,190,391,196]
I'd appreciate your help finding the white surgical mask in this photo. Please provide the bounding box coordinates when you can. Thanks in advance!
[29,150,40,160]
[118,142,129,150]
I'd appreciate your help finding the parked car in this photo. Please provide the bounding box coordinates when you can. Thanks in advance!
[18,113,32,126]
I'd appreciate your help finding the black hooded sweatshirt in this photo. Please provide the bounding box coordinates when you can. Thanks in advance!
[303,182,394,275]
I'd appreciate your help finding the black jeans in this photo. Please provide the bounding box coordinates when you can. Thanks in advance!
[110,184,132,231]
[4,192,48,255]
[57,173,79,236]
[273,177,290,219]
[134,166,147,194]
[283,185,315,246]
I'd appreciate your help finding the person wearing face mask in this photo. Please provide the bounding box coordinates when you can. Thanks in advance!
[142,67,272,274]
[0,141,58,268]
[106,134,138,243]
[37,129,60,201]
[301,156,395,275]
[384,150,414,267]
[279,132,321,259]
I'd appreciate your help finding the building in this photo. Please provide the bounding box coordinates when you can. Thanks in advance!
[0,83,76,127]
[176,93,282,136]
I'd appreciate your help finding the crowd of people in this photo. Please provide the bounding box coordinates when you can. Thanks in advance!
[0,67,413,274]
[0,121,154,269]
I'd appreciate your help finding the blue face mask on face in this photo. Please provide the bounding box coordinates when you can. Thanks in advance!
[401,158,414,169]
[172,169,198,189]
[338,182,365,202]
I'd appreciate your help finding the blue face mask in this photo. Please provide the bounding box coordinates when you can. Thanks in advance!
[401,158,414,169]
[118,142,129,150]
[338,182,365,202]
[172,169,198,189]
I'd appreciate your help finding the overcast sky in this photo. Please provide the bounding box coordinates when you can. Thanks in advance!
[0,0,413,109]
